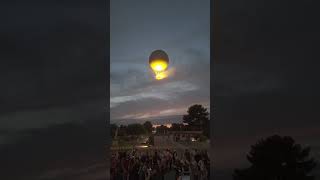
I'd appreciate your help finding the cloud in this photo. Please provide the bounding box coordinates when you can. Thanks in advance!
[110,79,209,120]
[110,0,210,124]
[110,45,210,122]
[119,107,187,120]
[110,50,210,122]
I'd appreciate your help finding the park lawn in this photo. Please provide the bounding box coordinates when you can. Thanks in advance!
[111,137,138,150]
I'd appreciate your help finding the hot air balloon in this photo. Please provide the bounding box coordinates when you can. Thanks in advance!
[149,50,169,80]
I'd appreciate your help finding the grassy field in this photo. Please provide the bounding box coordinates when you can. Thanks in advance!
[111,139,134,150]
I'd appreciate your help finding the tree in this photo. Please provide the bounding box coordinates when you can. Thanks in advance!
[170,123,183,131]
[183,104,209,126]
[183,104,210,136]
[143,121,153,134]
[126,123,147,136]
[233,135,317,180]
[117,125,127,136]
[147,135,154,145]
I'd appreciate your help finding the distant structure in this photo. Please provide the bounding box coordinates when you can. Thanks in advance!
[169,131,203,142]
[114,127,118,139]
[112,127,119,146]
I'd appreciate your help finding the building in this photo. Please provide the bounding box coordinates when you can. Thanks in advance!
[169,130,203,142]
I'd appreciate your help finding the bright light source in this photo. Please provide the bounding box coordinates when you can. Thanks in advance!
[191,137,197,142]
[149,50,170,80]
[136,145,149,148]
[150,60,169,80]
[150,59,168,72]
[155,72,168,80]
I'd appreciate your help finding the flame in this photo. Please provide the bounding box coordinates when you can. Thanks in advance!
[153,67,175,80]
[150,59,168,72]
[149,60,174,80]
[155,71,168,80]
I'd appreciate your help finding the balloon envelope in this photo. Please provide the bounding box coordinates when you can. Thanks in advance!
[149,50,169,72]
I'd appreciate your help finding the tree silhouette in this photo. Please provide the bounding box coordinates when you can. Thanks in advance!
[183,104,209,136]
[126,123,146,135]
[171,123,184,131]
[233,135,317,180]
[143,121,153,134]
[148,135,155,145]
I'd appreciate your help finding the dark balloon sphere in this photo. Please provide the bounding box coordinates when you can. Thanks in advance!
[149,50,169,64]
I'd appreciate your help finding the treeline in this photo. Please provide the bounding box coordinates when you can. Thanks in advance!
[111,104,210,138]
[156,123,203,133]
[111,121,207,138]
[111,121,153,137]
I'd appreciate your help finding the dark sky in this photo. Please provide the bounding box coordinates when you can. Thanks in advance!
[0,0,107,134]
[0,1,108,179]
[110,0,210,124]
[214,0,320,179]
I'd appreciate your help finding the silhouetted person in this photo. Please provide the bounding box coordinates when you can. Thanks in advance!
[185,149,191,162]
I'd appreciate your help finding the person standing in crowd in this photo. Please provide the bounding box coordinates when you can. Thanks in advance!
[184,149,191,163]
[110,148,210,180]
[190,156,199,180]
[122,154,130,180]
[198,158,208,180]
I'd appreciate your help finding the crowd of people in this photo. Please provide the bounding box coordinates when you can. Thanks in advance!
[110,148,210,180]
